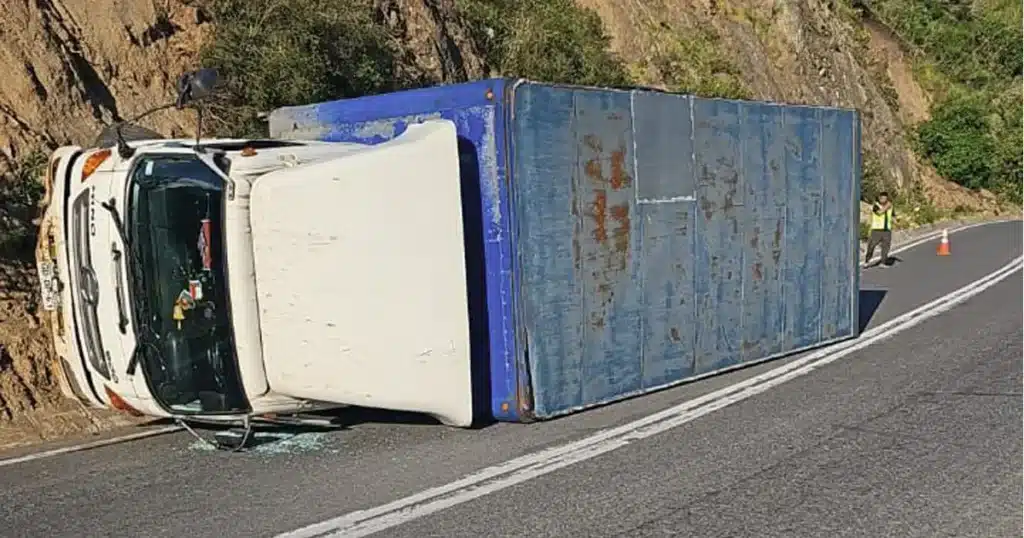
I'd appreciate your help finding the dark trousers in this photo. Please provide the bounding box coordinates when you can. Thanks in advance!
[865,229,892,265]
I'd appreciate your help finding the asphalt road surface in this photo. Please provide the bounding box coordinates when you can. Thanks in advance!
[1,220,1021,538]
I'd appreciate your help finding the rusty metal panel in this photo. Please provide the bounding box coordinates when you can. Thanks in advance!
[639,202,697,388]
[740,103,787,362]
[693,99,746,373]
[510,83,860,420]
[511,85,647,415]
[573,90,645,404]
[782,107,825,351]
[508,85,585,414]
[819,109,857,341]
[633,91,698,389]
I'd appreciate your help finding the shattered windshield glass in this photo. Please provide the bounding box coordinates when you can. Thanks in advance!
[127,154,248,415]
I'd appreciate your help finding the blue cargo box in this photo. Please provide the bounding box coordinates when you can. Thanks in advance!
[269,78,862,423]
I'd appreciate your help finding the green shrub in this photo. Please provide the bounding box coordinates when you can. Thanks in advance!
[0,152,46,259]
[199,0,633,137]
[915,94,996,191]
[198,0,417,137]
[653,26,750,99]
[869,0,1022,204]
[457,0,631,87]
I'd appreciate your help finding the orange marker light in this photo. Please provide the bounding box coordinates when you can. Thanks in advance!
[81,149,112,182]
[104,386,143,416]
[240,147,257,157]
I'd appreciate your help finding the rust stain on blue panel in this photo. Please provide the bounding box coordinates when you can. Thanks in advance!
[572,90,643,405]
[740,103,786,361]
[782,107,825,350]
[819,109,856,341]
[640,203,696,387]
[692,99,745,374]
[633,92,698,388]
[511,85,584,414]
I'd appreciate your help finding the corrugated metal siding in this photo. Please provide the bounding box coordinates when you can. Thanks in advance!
[509,83,860,419]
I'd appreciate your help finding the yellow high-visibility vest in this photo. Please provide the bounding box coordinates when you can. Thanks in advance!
[870,205,894,231]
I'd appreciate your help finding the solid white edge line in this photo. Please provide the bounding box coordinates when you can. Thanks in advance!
[278,254,1024,538]
[0,219,1016,469]
[0,425,183,468]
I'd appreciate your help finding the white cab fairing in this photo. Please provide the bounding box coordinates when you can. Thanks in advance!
[249,119,474,427]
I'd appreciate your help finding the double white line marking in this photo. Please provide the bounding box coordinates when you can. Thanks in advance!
[281,254,1024,538]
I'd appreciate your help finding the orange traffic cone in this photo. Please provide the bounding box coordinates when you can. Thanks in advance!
[936,229,951,256]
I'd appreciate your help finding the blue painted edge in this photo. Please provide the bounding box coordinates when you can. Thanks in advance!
[489,80,521,422]
[269,78,523,422]
[502,80,531,421]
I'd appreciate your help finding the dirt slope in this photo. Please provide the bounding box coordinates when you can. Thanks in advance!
[579,0,1000,214]
[0,0,1004,450]
[0,0,210,450]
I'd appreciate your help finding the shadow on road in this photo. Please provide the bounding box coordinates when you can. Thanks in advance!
[865,255,903,268]
[859,289,888,332]
[176,404,498,452]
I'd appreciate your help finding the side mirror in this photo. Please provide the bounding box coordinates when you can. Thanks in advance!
[175,68,220,109]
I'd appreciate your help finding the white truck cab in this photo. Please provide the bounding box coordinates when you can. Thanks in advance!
[34,119,475,429]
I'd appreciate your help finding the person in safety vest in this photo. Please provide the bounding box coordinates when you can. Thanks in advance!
[865,191,895,267]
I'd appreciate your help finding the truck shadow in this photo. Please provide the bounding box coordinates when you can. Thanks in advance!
[859,289,888,332]
[455,136,495,430]
[174,407,446,451]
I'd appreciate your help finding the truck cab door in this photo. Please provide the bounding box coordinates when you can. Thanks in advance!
[248,120,474,427]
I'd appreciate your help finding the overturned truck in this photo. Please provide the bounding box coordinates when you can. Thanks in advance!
[35,77,862,443]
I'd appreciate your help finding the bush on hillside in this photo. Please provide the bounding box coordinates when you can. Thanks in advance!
[915,94,996,191]
[199,0,632,137]
[0,152,46,259]
[457,0,631,87]
[869,0,1023,204]
[646,25,750,99]
[198,0,416,137]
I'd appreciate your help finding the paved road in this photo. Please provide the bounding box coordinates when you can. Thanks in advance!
[1,220,1020,538]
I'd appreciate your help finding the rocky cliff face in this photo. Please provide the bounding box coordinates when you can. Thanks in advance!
[0,0,488,170]
[0,0,998,449]
[0,0,209,168]
[580,0,994,211]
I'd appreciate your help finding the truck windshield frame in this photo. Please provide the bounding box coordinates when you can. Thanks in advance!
[125,152,250,416]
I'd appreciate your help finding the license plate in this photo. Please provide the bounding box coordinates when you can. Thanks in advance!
[38,261,59,311]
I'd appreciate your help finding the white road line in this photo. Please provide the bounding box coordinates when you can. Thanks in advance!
[0,425,182,468]
[0,219,1016,470]
[278,255,1024,538]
